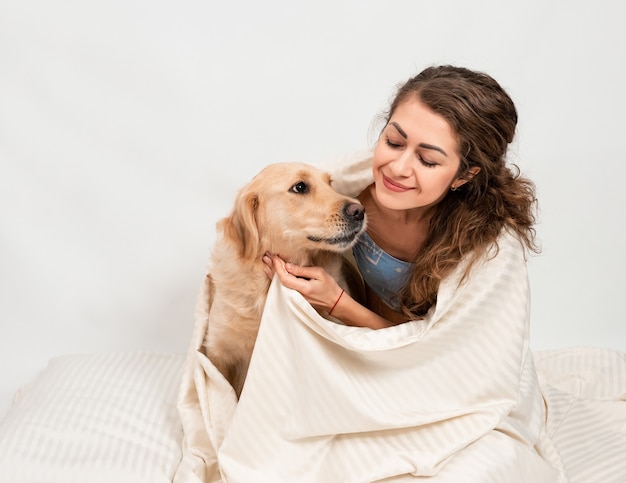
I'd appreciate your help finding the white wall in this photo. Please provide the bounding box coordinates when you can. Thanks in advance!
[1,0,625,416]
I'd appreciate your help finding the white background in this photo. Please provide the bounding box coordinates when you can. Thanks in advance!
[1,0,624,417]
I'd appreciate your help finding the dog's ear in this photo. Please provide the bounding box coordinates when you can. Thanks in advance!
[222,189,261,261]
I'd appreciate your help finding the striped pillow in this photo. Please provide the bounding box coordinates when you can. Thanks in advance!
[0,352,185,483]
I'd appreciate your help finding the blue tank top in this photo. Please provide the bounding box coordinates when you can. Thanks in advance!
[352,231,414,311]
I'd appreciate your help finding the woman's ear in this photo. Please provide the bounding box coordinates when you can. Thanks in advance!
[451,167,481,190]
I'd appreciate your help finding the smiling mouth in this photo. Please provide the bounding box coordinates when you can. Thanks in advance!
[383,175,412,191]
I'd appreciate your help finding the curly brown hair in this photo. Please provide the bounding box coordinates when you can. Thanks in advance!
[383,65,540,318]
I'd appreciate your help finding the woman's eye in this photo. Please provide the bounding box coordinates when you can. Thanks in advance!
[420,158,438,168]
[385,138,402,148]
[290,181,309,194]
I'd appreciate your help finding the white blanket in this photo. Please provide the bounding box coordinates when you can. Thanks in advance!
[174,153,624,482]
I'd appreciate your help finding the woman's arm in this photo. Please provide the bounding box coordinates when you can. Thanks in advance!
[262,253,397,330]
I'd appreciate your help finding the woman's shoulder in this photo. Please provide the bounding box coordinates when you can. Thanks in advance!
[447,228,528,289]
[433,229,530,320]
[471,230,530,293]
[488,228,529,263]
[463,229,529,283]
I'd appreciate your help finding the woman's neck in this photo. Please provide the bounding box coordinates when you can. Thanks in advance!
[359,184,430,261]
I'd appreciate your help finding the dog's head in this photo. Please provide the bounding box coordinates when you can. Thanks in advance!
[219,162,366,263]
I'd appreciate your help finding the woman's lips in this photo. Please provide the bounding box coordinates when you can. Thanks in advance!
[382,174,413,192]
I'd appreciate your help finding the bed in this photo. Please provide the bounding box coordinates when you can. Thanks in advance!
[1,301,624,482]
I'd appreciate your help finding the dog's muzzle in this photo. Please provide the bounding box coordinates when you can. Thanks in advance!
[307,202,366,247]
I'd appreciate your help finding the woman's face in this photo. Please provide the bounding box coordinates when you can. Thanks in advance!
[372,97,465,213]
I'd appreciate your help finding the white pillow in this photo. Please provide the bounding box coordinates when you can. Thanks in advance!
[0,352,185,483]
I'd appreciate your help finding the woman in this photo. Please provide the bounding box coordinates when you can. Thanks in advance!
[263,65,538,329]
[176,65,567,482]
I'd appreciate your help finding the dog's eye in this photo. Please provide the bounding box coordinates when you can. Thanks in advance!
[290,181,309,194]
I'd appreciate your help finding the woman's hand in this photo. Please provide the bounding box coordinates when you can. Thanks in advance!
[262,252,343,313]
[262,252,398,329]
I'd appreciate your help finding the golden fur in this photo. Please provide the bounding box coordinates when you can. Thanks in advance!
[203,162,366,398]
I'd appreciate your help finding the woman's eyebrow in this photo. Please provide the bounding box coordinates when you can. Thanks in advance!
[389,121,408,139]
[419,143,448,157]
[389,121,448,156]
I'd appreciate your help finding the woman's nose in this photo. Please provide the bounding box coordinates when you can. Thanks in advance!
[389,150,414,176]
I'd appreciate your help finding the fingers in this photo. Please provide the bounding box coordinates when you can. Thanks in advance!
[261,252,342,310]
[262,253,318,286]
[262,253,275,280]
[262,253,292,285]
[283,262,317,280]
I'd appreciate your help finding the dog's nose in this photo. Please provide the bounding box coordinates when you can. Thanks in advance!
[343,202,365,221]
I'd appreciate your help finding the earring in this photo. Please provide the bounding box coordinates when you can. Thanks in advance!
[450,185,458,191]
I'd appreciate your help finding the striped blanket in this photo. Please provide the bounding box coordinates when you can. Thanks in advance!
[174,153,626,482]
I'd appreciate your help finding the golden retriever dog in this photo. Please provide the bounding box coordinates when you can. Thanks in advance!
[203,162,366,398]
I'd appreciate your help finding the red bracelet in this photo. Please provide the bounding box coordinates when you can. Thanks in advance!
[328,289,345,316]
